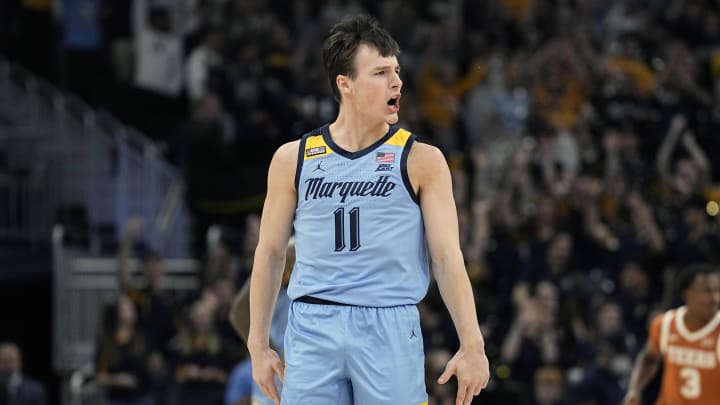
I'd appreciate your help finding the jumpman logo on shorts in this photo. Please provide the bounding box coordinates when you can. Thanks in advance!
[410,328,417,339]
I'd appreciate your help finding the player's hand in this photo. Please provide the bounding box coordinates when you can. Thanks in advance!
[249,345,284,405]
[622,389,642,405]
[438,345,490,405]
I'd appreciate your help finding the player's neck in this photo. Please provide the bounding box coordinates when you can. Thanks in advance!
[684,309,714,329]
[329,111,390,152]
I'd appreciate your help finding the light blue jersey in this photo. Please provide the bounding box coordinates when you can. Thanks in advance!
[289,124,429,306]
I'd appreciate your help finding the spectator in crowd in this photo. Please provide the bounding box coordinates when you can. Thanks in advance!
[185,26,224,104]
[570,301,632,405]
[665,194,720,269]
[203,277,244,363]
[3,1,720,404]
[531,366,568,405]
[656,116,711,206]
[0,342,47,405]
[614,261,657,344]
[95,294,154,405]
[168,296,232,405]
[203,228,243,289]
[569,335,629,405]
[169,93,245,258]
[115,216,178,405]
[501,282,565,401]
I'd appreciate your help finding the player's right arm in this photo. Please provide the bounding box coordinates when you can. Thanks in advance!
[246,140,299,405]
[623,314,663,405]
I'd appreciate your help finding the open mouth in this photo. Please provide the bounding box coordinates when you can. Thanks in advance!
[387,95,400,109]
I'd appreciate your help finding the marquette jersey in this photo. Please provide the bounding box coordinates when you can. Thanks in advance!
[649,307,720,404]
[288,124,429,306]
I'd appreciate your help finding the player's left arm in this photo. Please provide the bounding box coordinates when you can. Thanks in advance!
[408,142,490,405]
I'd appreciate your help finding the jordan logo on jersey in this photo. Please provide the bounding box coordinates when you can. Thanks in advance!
[313,161,326,172]
[304,176,397,202]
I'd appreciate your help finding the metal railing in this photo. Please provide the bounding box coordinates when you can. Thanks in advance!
[52,224,201,372]
[53,224,202,405]
[0,60,59,244]
[0,57,190,256]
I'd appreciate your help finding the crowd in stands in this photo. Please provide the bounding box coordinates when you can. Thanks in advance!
[2,0,720,404]
[0,342,47,405]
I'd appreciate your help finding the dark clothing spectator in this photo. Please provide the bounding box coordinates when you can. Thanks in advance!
[168,299,233,405]
[94,295,154,405]
[0,342,47,405]
[95,335,153,404]
[127,286,178,356]
[3,375,46,405]
[569,364,625,405]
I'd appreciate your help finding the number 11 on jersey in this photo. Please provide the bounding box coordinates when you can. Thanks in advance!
[334,207,361,251]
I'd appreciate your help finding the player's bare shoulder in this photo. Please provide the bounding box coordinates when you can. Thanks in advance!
[406,140,451,193]
[268,140,302,191]
[273,140,301,165]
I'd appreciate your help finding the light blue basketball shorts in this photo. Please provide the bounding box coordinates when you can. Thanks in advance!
[280,300,428,405]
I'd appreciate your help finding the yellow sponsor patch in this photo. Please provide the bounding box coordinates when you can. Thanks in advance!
[304,134,332,160]
[305,145,327,157]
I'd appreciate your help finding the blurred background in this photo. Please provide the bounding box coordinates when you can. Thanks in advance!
[0,0,719,404]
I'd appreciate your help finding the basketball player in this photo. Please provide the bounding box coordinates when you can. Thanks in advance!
[623,264,720,404]
[246,14,489,405]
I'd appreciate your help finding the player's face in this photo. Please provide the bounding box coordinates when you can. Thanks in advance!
[686,273,720,320]
[346,44,402,125]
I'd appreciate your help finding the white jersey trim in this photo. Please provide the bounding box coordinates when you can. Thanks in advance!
[660,309,675,354]
[675,306,720,342]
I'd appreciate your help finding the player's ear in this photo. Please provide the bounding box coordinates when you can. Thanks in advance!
[336,74,351,95]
